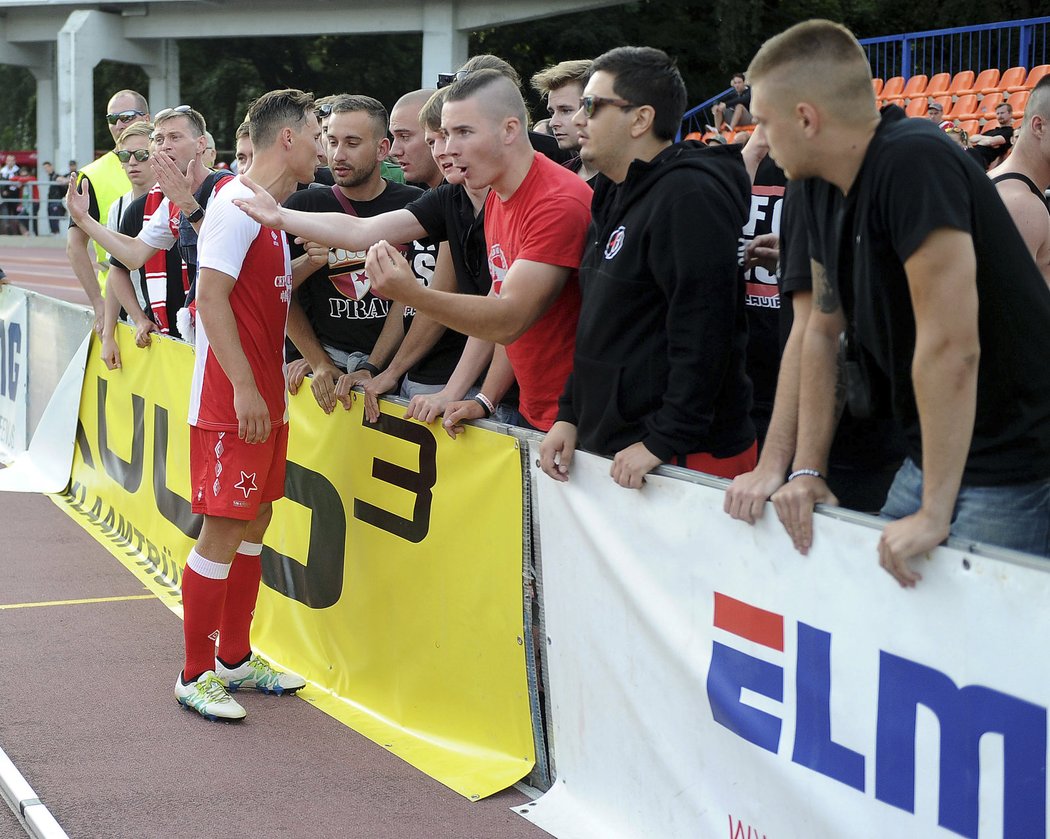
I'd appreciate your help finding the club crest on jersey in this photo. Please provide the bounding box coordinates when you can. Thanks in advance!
[605,226,626,260]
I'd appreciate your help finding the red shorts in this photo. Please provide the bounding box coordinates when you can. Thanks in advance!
[190,423,289,521]
[674,442,758,480]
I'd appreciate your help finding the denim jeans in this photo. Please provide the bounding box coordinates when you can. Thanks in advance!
[880,458,1050,558]
[399,378,525,426]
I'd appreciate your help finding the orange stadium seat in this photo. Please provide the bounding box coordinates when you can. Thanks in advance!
[925,72,951,96]
[1013,64,1050,92]
[872,77,884,97]
[901,74,928,99]
[946,93,977,119]
[683,131,704,141]
[880,97,905,110]
[1006,90,1030,118]
[957,119,979,136]
[957,68,998,96]
[905,97,927,117]
[948,70,976,96]
[988,66,1027,94]
[962,93,1004,122]
[881,76,905,98]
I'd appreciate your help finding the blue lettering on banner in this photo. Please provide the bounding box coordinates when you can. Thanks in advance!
[0,316,23,403]
[707,593,1047,838]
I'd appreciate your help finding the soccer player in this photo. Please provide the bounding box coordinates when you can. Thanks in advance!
[174,88,322,721]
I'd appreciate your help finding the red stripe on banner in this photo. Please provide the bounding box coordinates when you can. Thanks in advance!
[713,593,784,651]
[751,185,785,197]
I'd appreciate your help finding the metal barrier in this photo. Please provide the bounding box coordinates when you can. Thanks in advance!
[0,179,68,236]
[679,15,1050,138]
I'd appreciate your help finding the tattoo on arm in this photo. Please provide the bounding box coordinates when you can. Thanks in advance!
[812,260,841,314]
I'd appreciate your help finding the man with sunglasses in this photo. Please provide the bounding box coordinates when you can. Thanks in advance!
[65,89,150,336]
[539,47,755,490]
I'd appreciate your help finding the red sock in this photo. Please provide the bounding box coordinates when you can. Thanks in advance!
[217,542,263,667]
[181,549,230,681]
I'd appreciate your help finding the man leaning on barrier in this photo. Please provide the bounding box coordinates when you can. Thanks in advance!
[747,20,1050,586]
[539,46,756,489]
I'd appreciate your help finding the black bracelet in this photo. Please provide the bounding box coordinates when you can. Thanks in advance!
[472,394,493,418]
[357,361,380,376]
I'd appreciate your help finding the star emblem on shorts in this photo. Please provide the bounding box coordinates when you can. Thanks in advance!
[234,471,258,498]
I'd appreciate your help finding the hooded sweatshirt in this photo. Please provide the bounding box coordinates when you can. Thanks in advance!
[556,141,754,461]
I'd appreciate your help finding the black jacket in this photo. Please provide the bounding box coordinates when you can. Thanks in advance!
[557,141,754,461]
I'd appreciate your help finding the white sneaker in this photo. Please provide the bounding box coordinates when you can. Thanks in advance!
[215,654,306,695]
[174,670,246,721]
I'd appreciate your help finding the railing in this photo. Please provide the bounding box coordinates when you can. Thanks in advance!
[679,15,1050,139]
[0,179,67,235]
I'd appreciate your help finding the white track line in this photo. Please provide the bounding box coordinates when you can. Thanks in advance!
[0,745,68,839]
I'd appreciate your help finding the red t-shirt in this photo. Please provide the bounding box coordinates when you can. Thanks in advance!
[188,179,292,430]
[484,152,591,429]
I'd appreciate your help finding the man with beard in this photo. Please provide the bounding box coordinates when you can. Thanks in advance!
[281,94,432,413]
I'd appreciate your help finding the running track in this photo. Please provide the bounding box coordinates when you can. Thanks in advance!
[0,237,547,839]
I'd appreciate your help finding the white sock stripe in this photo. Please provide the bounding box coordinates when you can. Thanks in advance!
[237,541,264,557]
[186,549,233,580]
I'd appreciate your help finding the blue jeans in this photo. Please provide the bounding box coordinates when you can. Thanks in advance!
[880,458,1050,558]
[399,378,525,426]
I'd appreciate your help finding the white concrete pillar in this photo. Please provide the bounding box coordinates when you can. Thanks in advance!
[56,10,156,166]
[421,0,468,88]
[144,38,180,115]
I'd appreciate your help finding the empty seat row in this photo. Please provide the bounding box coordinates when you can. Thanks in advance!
[872,65,1049,102]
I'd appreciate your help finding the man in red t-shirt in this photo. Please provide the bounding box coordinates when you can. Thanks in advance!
[361,70,592,431]
[174,88,323,722]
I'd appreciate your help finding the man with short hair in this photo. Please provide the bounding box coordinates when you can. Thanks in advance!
[66,89,150,333]
[711,73,752,133]
[539,47,755,489]
[748,20,1050,584]
[234,121,252,174]
[926,100,947,126]
[390,89,443,189]
[359,70,593,431]
[281,94,429,413]
[968,101,1015,170]
[175,88,322,721]
[530,59,595,180]
[989,75,1050,287]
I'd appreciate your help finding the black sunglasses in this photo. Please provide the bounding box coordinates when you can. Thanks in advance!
[436,69,471,89]
[579,95,638,119]
[106,110,146,126]
[116,149,150,163]
[315,103,333,118]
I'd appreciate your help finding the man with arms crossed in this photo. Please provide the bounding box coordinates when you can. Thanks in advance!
[174,89,322,721]
[989,75,1050,287]
[539,46,755,489]
[748,21,1050,585]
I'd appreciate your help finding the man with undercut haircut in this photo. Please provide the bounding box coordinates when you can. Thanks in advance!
[540,46,755,490]
[989,75,1050,287]
[280,94,431,414]
[66,88,151,334]
[531,59,597,181]
[176,88,323,721]
[748,20,1050,586]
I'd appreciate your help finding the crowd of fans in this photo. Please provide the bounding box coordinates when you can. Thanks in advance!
[59,26,1050,718]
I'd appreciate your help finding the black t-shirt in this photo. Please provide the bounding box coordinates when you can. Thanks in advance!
[112,192,185,339]
[802,110,1050,486]
[405,183,488,296]
[779,180,905,473]
[722,86,752,112]
[284,180,424,359]
[741,155,786,419]
[968,125,1014,169]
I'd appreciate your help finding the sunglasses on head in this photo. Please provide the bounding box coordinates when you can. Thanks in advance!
[579,95,638,119]
[436,69,471,89]
[106,110,146,126]
[116,149,150,163]
[315,103,333,118]
[154,104,193,121]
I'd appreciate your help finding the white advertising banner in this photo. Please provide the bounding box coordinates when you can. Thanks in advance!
[0,286,27,461]
[522,444,1050,839]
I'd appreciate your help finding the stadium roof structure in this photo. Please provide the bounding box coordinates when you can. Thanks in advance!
[0,0,622,167]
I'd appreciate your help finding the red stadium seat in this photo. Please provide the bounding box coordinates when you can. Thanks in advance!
[925,72,951,96]
[901,74,928,99]
[947,70,976,96]
[872,77,884,97]
[957,68,999,96]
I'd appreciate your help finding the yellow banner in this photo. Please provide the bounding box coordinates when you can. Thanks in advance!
[57,324,534,799]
